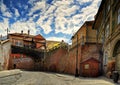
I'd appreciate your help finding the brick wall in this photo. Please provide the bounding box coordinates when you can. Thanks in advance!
[81,44,101,61]
[8,43,102,75]
[9,54,34,70]
[43,46,78,75]
[44,47,68,72]
[43,43,102,75]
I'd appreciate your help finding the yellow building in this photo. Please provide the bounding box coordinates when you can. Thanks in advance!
[71,21,96,47]
[93,0,120,74]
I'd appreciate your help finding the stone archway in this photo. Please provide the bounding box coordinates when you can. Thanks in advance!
[113,40,120,73]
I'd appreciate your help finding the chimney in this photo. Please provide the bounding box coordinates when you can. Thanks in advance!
[28,30,30,35]
[21,30,23,34]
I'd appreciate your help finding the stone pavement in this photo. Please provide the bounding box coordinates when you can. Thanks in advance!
[0,69,22,85]
[11,70,119,85]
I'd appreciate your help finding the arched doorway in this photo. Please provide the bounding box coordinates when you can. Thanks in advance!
[113,40,120,73]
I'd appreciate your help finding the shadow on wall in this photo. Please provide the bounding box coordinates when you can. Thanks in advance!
[49,64,56,72]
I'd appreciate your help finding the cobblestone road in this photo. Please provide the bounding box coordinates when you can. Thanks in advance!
[12,71,119,85]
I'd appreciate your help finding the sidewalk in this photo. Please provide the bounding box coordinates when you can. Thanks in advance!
[0,69,22,85]
[99,76,120,85]
[53,73,120,85]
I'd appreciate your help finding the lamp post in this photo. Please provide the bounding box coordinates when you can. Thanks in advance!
[75,34,79,77]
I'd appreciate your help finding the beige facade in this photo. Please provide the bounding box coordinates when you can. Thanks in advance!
[71,21,97,48]
[93,0,120,74]
[0,39,11,70]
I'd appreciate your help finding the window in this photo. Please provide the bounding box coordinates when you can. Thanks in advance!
[15,41,22,46]
[118,7,120,24]
[15,41,18,46]
[84,64,89,69]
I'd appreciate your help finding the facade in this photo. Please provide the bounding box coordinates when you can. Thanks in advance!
[93,0,120,75]
[0,39,11,70]
[8,31,46,70]
[71,21,102,76]
[71,21,96,48]
[9,31,46,50]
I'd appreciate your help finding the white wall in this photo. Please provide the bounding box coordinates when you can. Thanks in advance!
[0,40,11,70]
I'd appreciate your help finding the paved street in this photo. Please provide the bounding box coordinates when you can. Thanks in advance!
[10,70,119,85]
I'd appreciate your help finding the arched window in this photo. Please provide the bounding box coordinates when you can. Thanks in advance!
[113,40,120,57]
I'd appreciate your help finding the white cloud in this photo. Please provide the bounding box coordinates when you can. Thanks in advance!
[0,18,9,36]
[37,15,52,34]
[80,0,101,21]
[10,21,36,35]
[28,0,36,5]
[44,0,80,35]
[0,3,12,18]
[14,8,20,17]
[3,12,12,17]
[77,0,93,4]
[28,1,46,16]
[35,0,101,35]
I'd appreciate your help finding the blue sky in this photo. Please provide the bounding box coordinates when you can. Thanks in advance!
[0,0,101,43]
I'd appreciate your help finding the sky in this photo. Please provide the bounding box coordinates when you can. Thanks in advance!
[0,0,101,44]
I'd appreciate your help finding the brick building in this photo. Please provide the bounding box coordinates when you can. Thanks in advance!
[9,30,46,50]
[93,0,120,75]
[8,31,46,70]
[71,21,102,76]
[71,21,97,48]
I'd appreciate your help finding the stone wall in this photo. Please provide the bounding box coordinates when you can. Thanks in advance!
[103,30,120,75]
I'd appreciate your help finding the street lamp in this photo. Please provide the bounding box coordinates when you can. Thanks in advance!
[75,34,79,77]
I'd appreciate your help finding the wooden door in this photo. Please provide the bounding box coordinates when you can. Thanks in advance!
[90,62,99,77]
